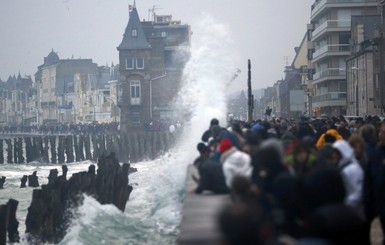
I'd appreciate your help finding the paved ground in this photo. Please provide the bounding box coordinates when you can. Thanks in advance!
[371,218,384,245]
[177,165,231,245]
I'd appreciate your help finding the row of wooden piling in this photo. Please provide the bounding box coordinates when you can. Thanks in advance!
[1,153,134,244]
[0,131,175,164]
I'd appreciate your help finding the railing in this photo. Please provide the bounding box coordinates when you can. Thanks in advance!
[313,92,347,103]
[311,0,328,16]
[311,0,378,17]
[313,44,350,59]
[313,68,346,80]
[312,20,351,37]
[130,98,141,105]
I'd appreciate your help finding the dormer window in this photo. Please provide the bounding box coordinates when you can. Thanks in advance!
[132,29,137,37]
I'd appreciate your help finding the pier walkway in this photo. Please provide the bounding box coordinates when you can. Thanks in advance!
[177,165,230,245]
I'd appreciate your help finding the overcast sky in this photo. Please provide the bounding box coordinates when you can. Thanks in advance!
[0,0,312,91]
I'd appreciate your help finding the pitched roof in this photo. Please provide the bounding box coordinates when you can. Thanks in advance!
[44,50,60,66]
[117,6,151,50]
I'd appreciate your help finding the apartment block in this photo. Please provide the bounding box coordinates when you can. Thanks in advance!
[308,0,379,117]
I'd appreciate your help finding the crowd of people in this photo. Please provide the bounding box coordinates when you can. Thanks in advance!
[192,115,385,244]
[0,119,182,135]
[0,122,120,135]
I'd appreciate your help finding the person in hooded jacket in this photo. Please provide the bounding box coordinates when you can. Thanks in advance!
[193,156,229,194]
[251,138,288,193]
[316,129,343,149]
[219,138,252,189]
[332,140,364,210]
[201,118,219,142]
[364,122,385,242]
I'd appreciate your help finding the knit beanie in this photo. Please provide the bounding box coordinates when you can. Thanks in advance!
[219,138,233,154]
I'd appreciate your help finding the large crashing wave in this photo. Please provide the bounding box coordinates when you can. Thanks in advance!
[60,14,238,245]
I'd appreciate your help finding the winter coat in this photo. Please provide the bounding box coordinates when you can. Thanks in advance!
[195,158,229,194]
[285,152,317,175]
[364,144,385,219]
[220,147,252,188]
[316,129,343,149]
[332,140,364,208]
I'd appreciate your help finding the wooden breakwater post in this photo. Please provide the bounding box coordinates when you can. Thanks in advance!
[1,131,173,164]
[25,153,133,243]
[0,177,5,189]
[0,199,20,244]
[0,139,3,164]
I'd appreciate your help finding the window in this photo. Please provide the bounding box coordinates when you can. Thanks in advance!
[161,31,167,37]
[130,80,141,105]
[131,112,140,124]
[136,58,144,69]
[126,57,134,70]
[132,29,137,37]
[126,57,144,70]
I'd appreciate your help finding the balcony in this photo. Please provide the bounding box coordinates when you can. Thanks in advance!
[312,44,350,61]
[313,68,346,83]
[312,20,351,39]
[312,92,347,107]
[311,0,379,19]
[311,0,328,17]
[130,97,141,105]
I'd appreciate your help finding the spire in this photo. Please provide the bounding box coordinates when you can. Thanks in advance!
[133,0,136,8]
[117,3,150,50]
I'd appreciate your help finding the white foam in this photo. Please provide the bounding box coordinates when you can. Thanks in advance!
[60,13,238,244]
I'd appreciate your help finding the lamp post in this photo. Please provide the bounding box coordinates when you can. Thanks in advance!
[104,97,117,122]
[86,98,96,122]
[149,73,167,120]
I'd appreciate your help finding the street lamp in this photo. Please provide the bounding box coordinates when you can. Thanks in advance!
[150,73,167,120]
[85,99,96,122]
[104,97,117,122]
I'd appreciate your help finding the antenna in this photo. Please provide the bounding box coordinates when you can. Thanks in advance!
[148,5,162,21]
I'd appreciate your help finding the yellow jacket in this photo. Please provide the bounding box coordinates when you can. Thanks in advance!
[316,129,343,149]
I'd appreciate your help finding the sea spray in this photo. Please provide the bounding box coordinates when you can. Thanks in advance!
[176,13,240,143]
[0,12,240,245]
[60,14,239,245]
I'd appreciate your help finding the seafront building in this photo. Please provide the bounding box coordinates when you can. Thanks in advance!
[35,50,98,124]
[0,74,33,125]
[117,4,191,132]
[307,0,379,117]
[346,15,382,116]
[34,50,120,124]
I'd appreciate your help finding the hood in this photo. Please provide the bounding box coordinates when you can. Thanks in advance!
[259,138,284,163]
[326,129,343,141]
[332,140,355,166]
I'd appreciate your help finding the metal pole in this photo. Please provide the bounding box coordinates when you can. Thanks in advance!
[247,59,253,123]
[105,97,116,122]
[149,73,167,120]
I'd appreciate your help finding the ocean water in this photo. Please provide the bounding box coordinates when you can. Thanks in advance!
[0,14,237,245]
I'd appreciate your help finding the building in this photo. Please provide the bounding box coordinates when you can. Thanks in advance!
[71,65,120,123]
[346,15,382,116]
[0,73,33,125]
[117,4,191,132]
[227,91,248,121]
[308,0,379,117]
[35,50,98,124]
